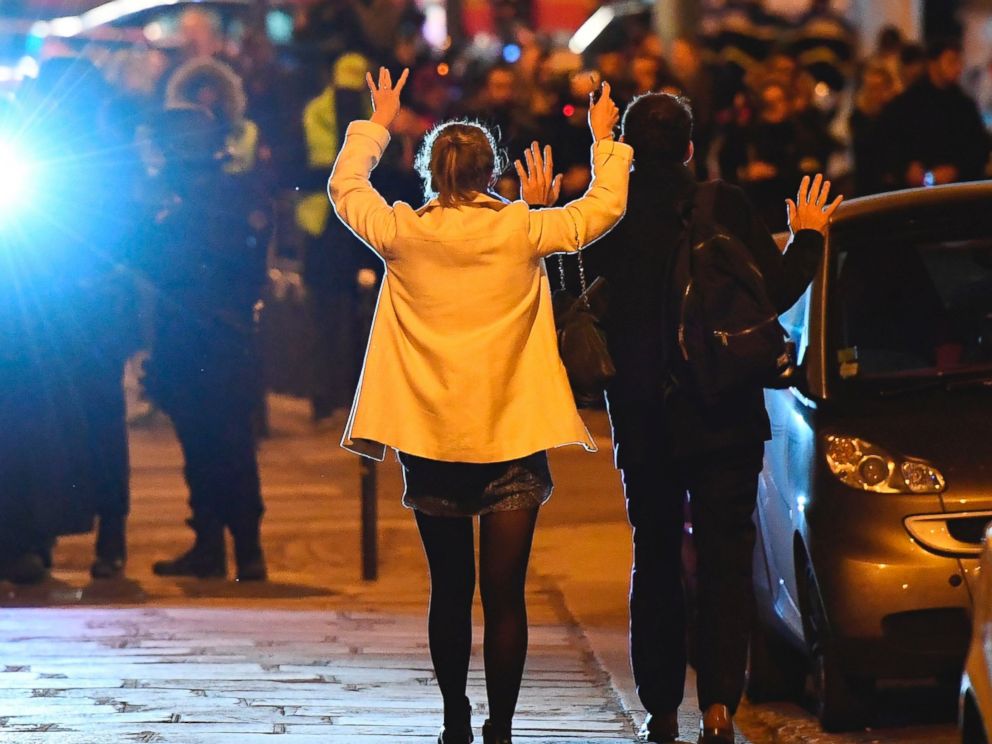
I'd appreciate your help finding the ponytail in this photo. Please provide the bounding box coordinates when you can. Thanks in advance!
[415,120,506,207]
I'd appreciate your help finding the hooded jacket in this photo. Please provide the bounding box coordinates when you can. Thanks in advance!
[165,56,259,175]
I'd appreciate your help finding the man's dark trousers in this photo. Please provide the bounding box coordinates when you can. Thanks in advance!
[621,441,764,716]
[168,390,263,533]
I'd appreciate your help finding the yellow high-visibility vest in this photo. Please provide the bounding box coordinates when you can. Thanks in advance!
[296,53,371,237]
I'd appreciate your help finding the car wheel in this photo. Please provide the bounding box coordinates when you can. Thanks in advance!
[746,617,807,703]
[799,559,874,732]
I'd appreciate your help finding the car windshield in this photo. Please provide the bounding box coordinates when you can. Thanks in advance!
[830,209,992,386]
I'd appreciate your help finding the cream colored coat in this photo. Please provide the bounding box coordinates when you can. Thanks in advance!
[328,120,633,462]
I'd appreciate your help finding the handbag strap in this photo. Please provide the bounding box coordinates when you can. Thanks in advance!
[557,252,590,297]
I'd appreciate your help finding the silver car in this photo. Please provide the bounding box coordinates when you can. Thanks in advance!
[746,182,992,732]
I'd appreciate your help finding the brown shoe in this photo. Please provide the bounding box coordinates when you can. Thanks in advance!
[698,704,733,744]
[639,711,679,742]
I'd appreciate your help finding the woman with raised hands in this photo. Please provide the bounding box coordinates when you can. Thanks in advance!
[327,66,632,744]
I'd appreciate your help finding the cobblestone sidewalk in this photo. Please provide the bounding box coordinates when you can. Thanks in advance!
[0,605,634,742]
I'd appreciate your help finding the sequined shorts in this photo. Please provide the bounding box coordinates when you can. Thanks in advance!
[397,451,553,517]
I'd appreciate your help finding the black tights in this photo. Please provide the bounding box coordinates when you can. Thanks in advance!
[415,507,539,733]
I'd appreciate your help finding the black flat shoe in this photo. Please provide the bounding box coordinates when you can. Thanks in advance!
[153,518,226,578]
[0,552,47,585]
[231,521,267,582]
[90,555,126,580]
[235,555,268,582]
[639,711,679,742]
[481,720,511,744]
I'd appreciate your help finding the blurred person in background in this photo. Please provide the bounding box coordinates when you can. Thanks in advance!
[406,64,454,123]
[790,0,856,92]
[234,29,306,188]
[748,46,835,174]
[143,106,270,582]
[965,54,992,132]
[296,52,379,424]
[464,63,539,167]
[294,0,413,67]
[898,42,928,89]
[593,46,633,106]
[158,8,231,100]
[103,49,171,144]
[535,70,601,203]
[630,54,662,97]
[720,79,802,231]
[849,62,900,196]
[872,24,905,84]
[669,37,717,180]
[0,58,140,583]
[878,37,989,190]
[700,0,790,111]
[180,7,227,61]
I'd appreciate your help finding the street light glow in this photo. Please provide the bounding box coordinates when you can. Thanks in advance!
[568,6,615,54]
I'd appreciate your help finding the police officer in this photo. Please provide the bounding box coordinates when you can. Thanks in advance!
[144,106,269,581]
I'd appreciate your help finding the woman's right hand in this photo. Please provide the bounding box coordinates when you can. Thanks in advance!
[588,81,619,142]
[515,142,563,207]
[367,66,409,129]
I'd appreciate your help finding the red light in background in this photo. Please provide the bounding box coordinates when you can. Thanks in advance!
[562,104,575,117]
[437,63,450,76]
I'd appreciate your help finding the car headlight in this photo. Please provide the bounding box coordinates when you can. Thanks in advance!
[824,435,946,494]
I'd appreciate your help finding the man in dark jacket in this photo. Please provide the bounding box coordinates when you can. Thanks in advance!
[878,37,990,190]
[142,107,270,581]
[580,93,840,743]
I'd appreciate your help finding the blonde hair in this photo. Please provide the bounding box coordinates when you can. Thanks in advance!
[415,120,506,207]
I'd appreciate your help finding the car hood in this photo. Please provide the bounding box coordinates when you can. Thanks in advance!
[829,385,992,512]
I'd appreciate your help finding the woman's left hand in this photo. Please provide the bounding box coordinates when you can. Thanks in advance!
[515,142,563,207]
[367,66,409,129]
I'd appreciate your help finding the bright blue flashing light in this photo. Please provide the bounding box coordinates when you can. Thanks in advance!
[0,140,32,215]
[503,44,521,64]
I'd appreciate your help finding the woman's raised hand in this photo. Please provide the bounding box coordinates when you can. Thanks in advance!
[786,173,844,237]
[367,66,410,129]
[588,81,619,142]
[515,141,563,207]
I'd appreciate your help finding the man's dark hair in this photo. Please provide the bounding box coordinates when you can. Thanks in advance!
[927,36,962,60]
[621,92,694,167]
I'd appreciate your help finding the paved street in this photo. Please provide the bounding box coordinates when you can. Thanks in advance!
[0,396,961,742]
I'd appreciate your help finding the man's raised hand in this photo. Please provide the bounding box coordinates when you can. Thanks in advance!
[516,142,563,207]
[787,174,843,236]
[367,66,410,129]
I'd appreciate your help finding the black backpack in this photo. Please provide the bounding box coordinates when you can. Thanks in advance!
[674,182,796,405]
